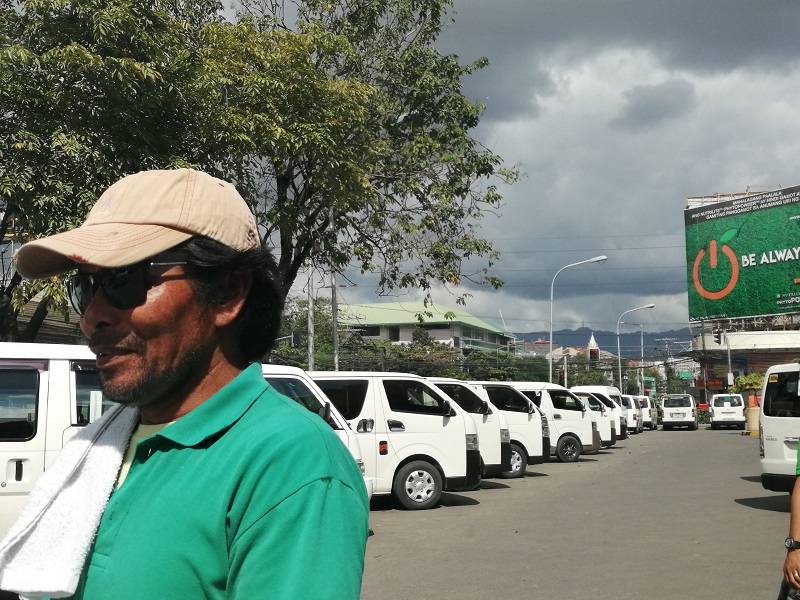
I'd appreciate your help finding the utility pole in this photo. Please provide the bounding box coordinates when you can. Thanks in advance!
[307,275,314,371]
[655,337,677,394]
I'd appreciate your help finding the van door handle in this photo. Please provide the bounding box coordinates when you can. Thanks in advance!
[357,419,374,433]
[14,460,22,482]
[785,436,800,442]
[553,414,562,420]
[387,420,405,432]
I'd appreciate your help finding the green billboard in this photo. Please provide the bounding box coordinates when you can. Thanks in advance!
[685,185,800,322]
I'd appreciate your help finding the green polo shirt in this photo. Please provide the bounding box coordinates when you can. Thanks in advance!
[67,363,369,599]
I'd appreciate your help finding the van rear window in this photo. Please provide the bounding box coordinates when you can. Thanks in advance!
[664,397,691,408]
[713,395,743,407]
[0,368,39,441]
[763,372,800,417]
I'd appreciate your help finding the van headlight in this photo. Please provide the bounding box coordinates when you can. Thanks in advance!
[500,428,510,444]
[466,433,479,451]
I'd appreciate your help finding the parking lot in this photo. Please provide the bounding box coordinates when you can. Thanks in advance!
[361,426,789,599]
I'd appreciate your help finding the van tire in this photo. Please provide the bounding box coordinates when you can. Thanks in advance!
[393,461,442,510]
[690,422,698,431]
[500,443,527,479]
[556,435,581,463]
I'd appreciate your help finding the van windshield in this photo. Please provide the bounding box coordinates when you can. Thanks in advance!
[664,397,691,408]
[763,372,800,418]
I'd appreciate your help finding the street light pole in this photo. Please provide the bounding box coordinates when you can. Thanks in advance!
[617,304,655,392]
[549,255,608,382]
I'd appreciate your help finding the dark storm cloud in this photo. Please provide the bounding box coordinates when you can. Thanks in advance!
[610,79,697,130]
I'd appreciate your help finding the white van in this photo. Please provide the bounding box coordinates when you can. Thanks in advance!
[621,395,644,434]
[662,394,699,430]
[427,378,512,478]
[0,342,374,539]
[261,365,371,498]
[759,363,800,493]
[571,385,628,441]
[468,382,551,475]
[709,393,746,430]
[310,371,481,509]
[571,390,616,448]
[507,382,600,462]
[638,396,659,430]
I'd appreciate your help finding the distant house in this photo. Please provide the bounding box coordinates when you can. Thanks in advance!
[339,302,515,353]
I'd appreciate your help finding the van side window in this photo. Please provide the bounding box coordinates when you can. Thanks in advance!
[74,366,114,425]
[485,386,529,412]
[434,383,484,413]
[550,390,582,411]
[0,368,39,441]
[315,379,369,421]
[763,373,800,417]
[264,376,340,429]
[383,380,447,416]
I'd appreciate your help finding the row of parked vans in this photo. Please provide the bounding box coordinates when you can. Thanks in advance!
[0,341,677,536]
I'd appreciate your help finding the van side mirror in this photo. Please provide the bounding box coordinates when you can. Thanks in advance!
[527,401,536,414]
[319,403,332,423]
[480,400,491,415]
[443,399,456,417]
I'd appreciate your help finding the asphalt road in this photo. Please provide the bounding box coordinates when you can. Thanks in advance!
[361,426,789,599]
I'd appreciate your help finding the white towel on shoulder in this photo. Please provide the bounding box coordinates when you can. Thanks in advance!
[0,404,138,599]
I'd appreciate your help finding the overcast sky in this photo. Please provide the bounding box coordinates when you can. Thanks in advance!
[305,1,800,337]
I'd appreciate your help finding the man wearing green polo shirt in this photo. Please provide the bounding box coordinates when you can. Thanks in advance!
[0,169,369,599]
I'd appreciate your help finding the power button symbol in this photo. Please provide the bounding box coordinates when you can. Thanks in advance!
[692,237,739,300]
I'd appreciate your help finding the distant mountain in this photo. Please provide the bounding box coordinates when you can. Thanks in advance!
[513,326,692,359]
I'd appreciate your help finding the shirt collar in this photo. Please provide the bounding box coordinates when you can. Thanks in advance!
[155,362,267,447]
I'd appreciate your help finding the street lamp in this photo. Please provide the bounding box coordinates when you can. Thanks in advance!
[548,255,608,382]
[617,304,655,392]
[622,322,644,394]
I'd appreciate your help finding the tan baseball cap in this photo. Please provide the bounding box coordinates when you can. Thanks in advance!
[15,168,261,279]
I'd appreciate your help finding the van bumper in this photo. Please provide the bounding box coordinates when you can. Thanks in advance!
[530,436,550,464]
[762,473,796,493]
[483,442,512,477]
[446,449,482,491]
[584,430,601,453]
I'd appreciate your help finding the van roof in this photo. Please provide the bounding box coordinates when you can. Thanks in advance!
[0,342,94,360]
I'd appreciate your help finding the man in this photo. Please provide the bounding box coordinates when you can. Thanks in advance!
[784,472,800,595]
[0,169,369,599]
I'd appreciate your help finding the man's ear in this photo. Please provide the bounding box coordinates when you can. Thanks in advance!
[212,270,253,327]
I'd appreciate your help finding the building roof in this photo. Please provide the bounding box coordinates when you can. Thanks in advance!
[339,301,509,335]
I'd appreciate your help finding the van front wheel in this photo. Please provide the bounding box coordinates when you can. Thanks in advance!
[556,435,581,463]
[393,461,442,510]
[500,443,527,479]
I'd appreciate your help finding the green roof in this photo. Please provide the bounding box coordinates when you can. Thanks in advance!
[339,301,508,335]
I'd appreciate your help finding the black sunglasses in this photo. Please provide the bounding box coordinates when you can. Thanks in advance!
[66,259,187,315]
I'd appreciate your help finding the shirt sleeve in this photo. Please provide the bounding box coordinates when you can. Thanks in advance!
[227,477,369,599]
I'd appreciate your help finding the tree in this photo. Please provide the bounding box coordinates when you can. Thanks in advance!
[2,0,518,341]
[234,0,519,303]
[733,372,764,394]
[1,0,223,338]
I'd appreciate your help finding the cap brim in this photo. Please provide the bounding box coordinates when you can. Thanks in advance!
[15,223,194,279]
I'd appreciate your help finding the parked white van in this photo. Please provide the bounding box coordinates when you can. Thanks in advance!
[638,396,659,430]
[261,365,371,498]
[759,363,800,493]
[571,385,628,441]
[427,377,512,478]
[621,395,644,434]
[506,382,600,462]
[0,343,376,539]
[662,394,699,430]
[468,382,551,476]
[571,390,616,448]
[709,393,746,430]
[310,371,481,509]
